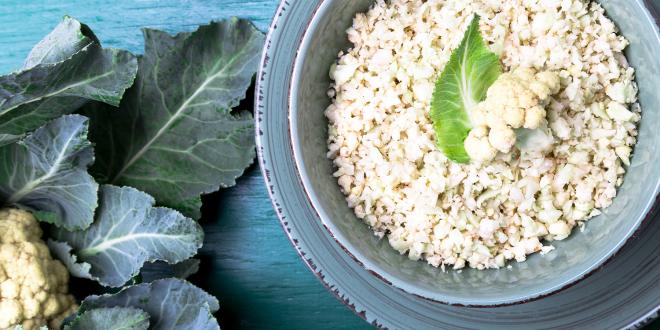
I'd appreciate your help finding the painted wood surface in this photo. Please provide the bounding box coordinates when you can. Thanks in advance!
[2,1,658,329]
[0,1,368,329]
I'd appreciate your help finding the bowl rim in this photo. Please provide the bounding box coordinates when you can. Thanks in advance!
[279,0,660,307]
[255,2,382,326]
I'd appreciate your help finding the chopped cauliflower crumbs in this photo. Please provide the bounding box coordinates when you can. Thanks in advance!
[326,0,640,270]
[0,208,78,330]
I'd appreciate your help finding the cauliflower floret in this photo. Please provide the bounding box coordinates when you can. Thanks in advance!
[464,67,560,162]
[524,105,546,129]
[464,126,498,162]
[0,208,77,330]
[488,125,516,153]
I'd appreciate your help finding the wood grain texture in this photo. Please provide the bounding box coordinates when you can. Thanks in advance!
[0,1,369,329]
[197,167,369,329]
[3,1,658,329]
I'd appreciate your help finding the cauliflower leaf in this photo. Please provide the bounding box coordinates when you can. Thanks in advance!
[73,278,220,330]
[430,15,502,163]
[47,240,93,280]
[22,16,97,69]
[0,17,137,141]
[63,307,150,330]
[81,18,264,219]
[0,134,22,148]
[49,185,203,287]
[0,115,98,230]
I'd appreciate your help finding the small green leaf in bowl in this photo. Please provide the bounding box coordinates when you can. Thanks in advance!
[430,15,501,163]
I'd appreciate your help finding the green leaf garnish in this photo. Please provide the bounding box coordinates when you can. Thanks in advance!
[430,15,502,163]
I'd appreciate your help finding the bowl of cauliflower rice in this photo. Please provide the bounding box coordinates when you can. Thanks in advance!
[286,0,659,305]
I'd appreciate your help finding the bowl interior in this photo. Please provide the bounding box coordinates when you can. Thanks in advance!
[289,0,660,305]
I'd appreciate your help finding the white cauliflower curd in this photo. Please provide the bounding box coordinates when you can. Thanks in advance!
[0,208,77,330]
[466,67,560,162]
[326,0,640,269]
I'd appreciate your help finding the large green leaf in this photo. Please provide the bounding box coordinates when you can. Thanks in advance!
[0,17,137,139]
[430,15,501,163]
[83,18,264,219]
[77,278,220,330]
[22,16,98,69]
[0,115,98,230]
[0,134,22,147]
[49,185,204,287]
[48,240,93,279]
[64,307,150,330]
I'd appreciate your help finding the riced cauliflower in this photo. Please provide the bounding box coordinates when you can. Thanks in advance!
[466,67,560,162]
[0,208,77,330]
[326,0,640,269]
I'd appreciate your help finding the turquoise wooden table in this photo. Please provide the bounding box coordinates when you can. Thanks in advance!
[2,1,659,329]
[0,1,369,329]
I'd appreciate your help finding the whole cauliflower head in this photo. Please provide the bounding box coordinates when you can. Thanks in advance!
[0,208,77,330]
[466,67,560,162]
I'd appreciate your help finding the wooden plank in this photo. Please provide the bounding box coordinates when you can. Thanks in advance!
[198,167,370,329]
[6,1,655,329]
[0,0,275,71]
